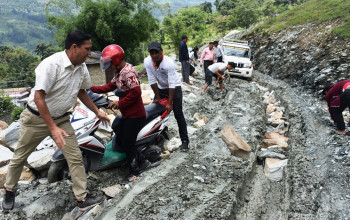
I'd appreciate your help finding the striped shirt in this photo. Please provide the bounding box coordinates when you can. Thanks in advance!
[27,51,92,117]
[144,55,181,89]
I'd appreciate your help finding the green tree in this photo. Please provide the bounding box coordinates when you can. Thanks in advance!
[0,46,39,87]
[228,0,260,29]
[162,6,211,54]
[35,43,61,61]
[199,2,213,14]
[45,0,158,65]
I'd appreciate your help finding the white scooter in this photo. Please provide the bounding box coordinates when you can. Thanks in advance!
[48,89,170,183]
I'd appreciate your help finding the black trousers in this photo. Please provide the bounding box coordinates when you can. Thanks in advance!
[217,56,223,62]
[113,116,145,174]
[158,86,189,143]
[204,60,214,75]
[330,89,350,130]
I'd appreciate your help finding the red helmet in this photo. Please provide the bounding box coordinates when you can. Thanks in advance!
[100,44,125,70]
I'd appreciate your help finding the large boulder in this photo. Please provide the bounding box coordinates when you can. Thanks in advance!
[27,148,55,171]
[220,125,251,160]
[0,165,36,188]
[0,121,20,147]
[0,145,13,167]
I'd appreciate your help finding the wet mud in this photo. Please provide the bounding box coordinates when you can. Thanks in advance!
[1,68,350,220]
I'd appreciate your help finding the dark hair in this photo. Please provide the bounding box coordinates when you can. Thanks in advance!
[322,81,333,95]
[65,30,91,49]
[182,35,188,40]
[213,40,218,44]
[209,42,214,45]
[191,46,199,59]
[228,62,236,68]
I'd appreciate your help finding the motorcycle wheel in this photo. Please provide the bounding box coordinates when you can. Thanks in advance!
[48,160,70,183]
[144,145,162,162]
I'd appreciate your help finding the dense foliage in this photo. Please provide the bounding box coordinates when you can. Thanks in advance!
[11,106,24,122]
[45,0,158,64]
[0,46,40,88]
[0,92,15,117]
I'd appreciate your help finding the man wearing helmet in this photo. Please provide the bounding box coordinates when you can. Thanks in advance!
[89,44,150,183]
[2,30,110,211]
[144,41,190,150]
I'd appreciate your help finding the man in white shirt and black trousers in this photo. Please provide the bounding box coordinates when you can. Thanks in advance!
[144,41,190,150]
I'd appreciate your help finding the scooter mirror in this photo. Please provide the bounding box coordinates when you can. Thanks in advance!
[114,89,126,97]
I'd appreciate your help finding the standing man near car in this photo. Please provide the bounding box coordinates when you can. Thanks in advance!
[2,30,110,212]
[200,42,215,75]
[144,41,190,150]
[324,80,350,135]
[179,35,191,85]
[213,40,224,62]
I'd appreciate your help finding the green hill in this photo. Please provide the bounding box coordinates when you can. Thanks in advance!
[254,0,350,38]
[0,0,54,52]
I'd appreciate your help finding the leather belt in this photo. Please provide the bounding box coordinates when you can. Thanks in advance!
[26,105,70,119]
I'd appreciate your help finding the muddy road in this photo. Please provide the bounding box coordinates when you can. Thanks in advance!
[1,68,350,220]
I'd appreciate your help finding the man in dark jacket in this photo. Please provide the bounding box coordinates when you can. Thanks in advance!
[324,80,350,135]
[179,35,191,84]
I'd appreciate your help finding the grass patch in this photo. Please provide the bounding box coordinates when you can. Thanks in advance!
[254,0,350,38]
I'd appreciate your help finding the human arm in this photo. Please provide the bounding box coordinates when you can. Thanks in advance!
[166,88,175,112]
[34,90,68,149]
[78,89,110,127]
[200,49,206,66]
[90,82,117,94]
[151,84,161,103]
[215,68,224,79]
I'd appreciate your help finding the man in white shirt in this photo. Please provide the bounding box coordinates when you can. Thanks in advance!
[144,41,190,150]
[213,40,224,63]
[2,30,110,212]
[201,62,236,94]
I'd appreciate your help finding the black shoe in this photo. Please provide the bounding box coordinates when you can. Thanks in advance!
[139,159,151,173]
[179,141,190,151]
[121,174,138,184]
[2,190,15,211]
[76,194,104,211]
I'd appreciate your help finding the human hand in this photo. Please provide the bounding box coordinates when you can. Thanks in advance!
[51,126,69,149]
[200,63,202,67]
[108,101,119,109]
[96,111,111,127]
[165,103,173,113]
[153,97,161,103]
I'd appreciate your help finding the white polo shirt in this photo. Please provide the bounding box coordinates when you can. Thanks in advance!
[27,51,92,118]
[144,55,181,89]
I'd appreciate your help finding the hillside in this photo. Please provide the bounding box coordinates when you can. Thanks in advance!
[243,0,350,93]
[0,0,54,52]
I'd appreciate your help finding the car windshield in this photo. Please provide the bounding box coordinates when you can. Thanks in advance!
[223,46,249,58]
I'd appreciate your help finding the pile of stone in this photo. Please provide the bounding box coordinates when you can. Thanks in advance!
[258,86,289,181]
[0,121,53,188]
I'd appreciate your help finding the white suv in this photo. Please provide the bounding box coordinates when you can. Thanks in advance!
[221,39,253,78]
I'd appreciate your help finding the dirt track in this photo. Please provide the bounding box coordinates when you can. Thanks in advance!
[1,68,350,219]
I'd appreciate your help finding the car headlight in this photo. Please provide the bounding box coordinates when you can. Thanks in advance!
[243,63,252,69]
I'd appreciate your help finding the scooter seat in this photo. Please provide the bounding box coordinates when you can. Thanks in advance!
[144,103,165,124]
[112,103,165,129]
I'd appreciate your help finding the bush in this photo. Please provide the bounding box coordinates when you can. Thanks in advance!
[11,107,24,122]
[0,92,15,117]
